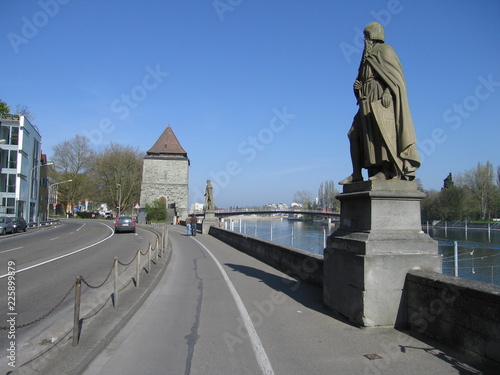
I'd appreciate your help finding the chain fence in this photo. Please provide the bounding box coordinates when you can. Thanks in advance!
[0,224,168,334]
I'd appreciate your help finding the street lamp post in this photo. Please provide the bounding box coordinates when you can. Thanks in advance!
[27,161,54,223]
[117,184,122,217]
[47,179,73,219]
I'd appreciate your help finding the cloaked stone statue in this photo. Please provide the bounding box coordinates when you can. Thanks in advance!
[339,22,420,185]
[204,179,214,212]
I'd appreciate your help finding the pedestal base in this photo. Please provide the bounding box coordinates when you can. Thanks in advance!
[323,180,441,327]
[202,211,218,234]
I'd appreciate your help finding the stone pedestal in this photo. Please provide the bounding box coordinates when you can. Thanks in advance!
[202,211,218,234]
[323,180,441,327]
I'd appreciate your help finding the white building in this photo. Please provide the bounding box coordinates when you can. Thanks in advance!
[0,115,48,221]
[190,202,204,213]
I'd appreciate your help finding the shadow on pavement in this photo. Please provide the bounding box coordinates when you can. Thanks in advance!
[224,262,350,324]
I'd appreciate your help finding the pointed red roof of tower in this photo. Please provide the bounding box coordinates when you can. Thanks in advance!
[147,125,187,156]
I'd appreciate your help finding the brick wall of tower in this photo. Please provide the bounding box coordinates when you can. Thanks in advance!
[139,155,189,220]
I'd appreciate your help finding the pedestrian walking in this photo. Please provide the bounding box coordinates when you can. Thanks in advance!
[186,216,191,236]
[190,214,197,236]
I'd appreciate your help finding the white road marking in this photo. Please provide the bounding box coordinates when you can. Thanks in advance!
[192,237,275,375]
[0,247,23,254]
[0,224,114,279]
[49,237,60,241]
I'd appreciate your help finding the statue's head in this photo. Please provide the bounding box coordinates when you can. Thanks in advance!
[364,22,385,42]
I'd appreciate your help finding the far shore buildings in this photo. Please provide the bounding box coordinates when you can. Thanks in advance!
[139,125,189,221]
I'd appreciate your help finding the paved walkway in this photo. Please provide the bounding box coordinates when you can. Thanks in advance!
[82,226,494,374]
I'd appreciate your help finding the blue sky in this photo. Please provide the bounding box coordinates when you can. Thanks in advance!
[2,0,499,208]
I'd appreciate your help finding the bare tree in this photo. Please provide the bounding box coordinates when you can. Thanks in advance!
[318,180,340,211]
[52,135,95,175]
[293,190,313,208]
[459,161,496,220]
[90,143,143,215]
[15,104,35,121]
[51,135,95,213]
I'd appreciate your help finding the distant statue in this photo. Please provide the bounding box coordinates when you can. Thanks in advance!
[339,22,420,185]
[204,179,214,212]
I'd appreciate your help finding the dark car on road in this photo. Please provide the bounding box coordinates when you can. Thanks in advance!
[0,217,14,235]
[11,217,28,233]
[114,216,136,233]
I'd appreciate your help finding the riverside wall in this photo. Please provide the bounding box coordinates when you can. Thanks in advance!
[208,226,500,367]
[406,270,500,367]
[208,226,323,286]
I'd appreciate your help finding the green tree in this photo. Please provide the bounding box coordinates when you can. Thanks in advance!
[421,189,440,221]
[0,100,10,115]
[439,185,466,220]
[145,199,167,222]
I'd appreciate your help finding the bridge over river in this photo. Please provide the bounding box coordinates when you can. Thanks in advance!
[196,209,341,219]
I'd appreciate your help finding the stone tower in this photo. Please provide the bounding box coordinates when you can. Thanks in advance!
[140,125,189,220]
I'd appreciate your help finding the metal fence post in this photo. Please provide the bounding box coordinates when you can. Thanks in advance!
[148,243,151,273]
[155,238,159,264]
[454,241,459,277]
[73,276,82,347]
[136,250,141,287]
[114,257,118,308]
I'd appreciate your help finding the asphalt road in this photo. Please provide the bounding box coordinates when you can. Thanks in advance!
[0,219,158,369]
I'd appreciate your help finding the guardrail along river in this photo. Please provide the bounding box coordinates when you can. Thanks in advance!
[223,217,500,286]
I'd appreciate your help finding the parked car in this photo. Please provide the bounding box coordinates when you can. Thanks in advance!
[114,216,136,233]
[0,217,14,235]
[11,217,28,233]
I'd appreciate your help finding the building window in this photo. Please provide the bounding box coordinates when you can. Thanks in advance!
[0,125,9,143]
[0,173,5,192]
[1,197,15,215]
[7,174,16,193]
[0,150,6,169]
[9,150,17,169]
[11,127,19,145]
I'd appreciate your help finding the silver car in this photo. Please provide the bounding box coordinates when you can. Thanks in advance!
[114,216,136,233]
[0,217,14,235]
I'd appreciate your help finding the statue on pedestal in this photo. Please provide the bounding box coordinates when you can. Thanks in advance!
[204,179,214,212]
[339,22,420,185]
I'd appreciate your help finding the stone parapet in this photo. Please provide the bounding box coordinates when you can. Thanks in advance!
[406,271,500,368]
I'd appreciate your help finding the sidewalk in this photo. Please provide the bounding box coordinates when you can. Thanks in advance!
[82,226,496,375]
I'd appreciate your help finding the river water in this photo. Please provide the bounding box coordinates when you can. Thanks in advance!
[222,217,500,286]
